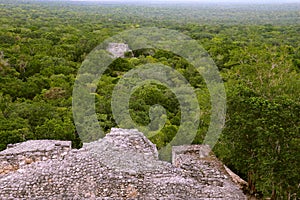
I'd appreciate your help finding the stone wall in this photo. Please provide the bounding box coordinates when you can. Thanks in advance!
[0,140,71,175]
[172,145,248,190]
[0,128,247,199]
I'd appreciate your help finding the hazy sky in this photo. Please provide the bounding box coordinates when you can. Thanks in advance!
[71,0,300,3]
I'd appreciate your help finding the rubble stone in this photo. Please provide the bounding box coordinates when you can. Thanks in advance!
[0,128,247,199]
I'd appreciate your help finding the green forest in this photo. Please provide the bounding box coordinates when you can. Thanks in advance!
[0,0,299,199]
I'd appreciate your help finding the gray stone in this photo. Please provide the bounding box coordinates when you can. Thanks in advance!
[0,128,247,199]
[106,43,132,58]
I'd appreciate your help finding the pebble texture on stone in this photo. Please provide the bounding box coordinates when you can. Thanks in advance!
[0,128,247,199]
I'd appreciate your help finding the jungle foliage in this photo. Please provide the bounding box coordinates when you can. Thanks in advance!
[0,0,299,199]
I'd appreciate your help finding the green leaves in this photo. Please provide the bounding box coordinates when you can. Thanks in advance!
[216,84,300,198]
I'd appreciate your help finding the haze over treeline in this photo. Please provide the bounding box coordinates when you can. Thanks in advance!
[68,0,300,4]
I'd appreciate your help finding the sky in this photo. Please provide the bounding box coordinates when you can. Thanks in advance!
[70,0,300,3]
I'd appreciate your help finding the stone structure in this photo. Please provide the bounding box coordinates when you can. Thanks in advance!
[0,140,71,175]
[0,128,247,199]
[107,43,132,58]
[172,145,248,192]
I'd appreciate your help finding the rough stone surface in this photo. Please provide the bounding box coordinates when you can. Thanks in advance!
[0,128,247,199]
[0,140,71,175]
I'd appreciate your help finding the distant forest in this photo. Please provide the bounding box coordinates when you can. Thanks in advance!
[0,0,299,199]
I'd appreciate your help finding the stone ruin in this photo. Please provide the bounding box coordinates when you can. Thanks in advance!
[0,140,71,175]
[0,128,247,199]
[107,43,132,58]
